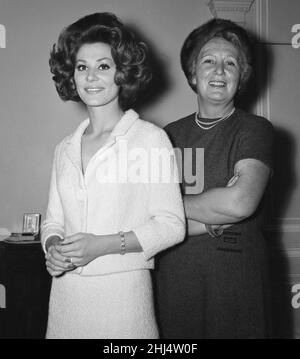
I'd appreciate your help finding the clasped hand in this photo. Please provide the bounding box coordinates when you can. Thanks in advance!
[45,233,99,277]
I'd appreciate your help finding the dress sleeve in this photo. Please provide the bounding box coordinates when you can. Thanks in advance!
[235,116,274,169]
[132,129,186,260]
[41,144,65,253]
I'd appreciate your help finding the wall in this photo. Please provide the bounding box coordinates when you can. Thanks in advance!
[1,0,300,338]
[229,0,300,338]
[0,0,210,231]
[258,0,300,338]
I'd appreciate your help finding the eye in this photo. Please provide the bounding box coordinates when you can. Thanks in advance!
[227,61,235,66]
[225,59,239,68]
[201,58,215,65]
[76,64,87,71]
[98,63,110,70]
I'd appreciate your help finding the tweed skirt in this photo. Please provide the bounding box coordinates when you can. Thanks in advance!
[46,269,158,339]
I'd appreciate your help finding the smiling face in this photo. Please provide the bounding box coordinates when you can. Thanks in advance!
[192,37,241,109]
[73,42,119,108]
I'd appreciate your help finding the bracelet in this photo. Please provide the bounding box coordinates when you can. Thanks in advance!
[119,231,126,255]
[205,224,224,238]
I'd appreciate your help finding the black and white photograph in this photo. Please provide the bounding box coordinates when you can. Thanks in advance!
[22,213,41,234]
[0,0,300,343]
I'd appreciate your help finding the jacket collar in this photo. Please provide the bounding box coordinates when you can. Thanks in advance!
[107,109,139,139]
[65,109,139,169]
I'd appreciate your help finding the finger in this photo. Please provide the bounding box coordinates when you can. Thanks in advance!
[212,225,222,230]
[47,255,71,270]
[46,259,66,271]
[227,174,239,187]
[47,260,75,273]
[47,267,64,277]
[59,250,82,260]
[47,257,67,270]
[46,265,63,276]
[59,241,79,251]
[47,260,76,273]
[57,243,81,255]
[48,245,63,257]
[62,233,83,245]
[47,249,80,269]
[49,246,70,262]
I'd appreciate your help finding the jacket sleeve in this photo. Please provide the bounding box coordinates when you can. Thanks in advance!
[132,128,186,260]
[41,144,65,253]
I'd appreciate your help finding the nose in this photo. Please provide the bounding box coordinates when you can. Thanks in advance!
[86,68,98,82]
[215,61,225,75]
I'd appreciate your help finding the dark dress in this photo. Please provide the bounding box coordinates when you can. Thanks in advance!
[155,108,274,339]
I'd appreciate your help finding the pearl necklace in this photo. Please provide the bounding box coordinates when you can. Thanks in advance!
[195,107,235,130]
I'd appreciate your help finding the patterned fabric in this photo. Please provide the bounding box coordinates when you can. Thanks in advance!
[42,109,185,338]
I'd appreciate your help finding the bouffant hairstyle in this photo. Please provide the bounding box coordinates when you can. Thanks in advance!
[49,12,152,110]
[181,18,253,94]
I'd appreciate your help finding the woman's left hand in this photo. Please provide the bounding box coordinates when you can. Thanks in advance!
[57,233,101,267]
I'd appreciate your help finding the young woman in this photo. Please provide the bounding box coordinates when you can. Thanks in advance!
[42,12,185,339]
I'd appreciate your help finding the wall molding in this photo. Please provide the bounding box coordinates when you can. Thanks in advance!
[266,225,300,259]
[265,224,300,233]
[0,24,6,49]
[270,248,300,259]
[205,0,255,25]
[253,0,271,119]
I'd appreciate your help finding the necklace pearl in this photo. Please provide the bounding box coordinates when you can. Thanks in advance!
[195,107,235,130]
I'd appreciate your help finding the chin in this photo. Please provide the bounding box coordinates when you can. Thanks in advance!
[80,97,106,106]
[208,95,229,102]
[86,101,105,107]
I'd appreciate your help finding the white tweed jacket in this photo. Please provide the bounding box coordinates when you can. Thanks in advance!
[41,110,185,276]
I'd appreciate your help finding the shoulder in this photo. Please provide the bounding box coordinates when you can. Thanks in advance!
[54,134,72,157]
[57,133,72,148]
[164,114,195,146]
[235,108,274,133]
[232,109,274,167]
[127,117,176,152]
[134,117,163,134]
[164,113,195,133]
[56,119,89,151]
[133,117,169,143]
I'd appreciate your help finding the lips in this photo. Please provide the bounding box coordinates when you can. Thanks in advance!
[208,81,226,88]
[85,87,104,94]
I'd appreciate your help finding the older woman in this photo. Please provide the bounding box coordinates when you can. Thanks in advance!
[156,18,274,338]
[42,12,185,339]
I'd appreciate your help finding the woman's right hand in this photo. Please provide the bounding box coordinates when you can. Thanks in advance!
[45,236,75,276]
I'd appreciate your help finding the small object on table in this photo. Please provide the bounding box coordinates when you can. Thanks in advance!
[22,213,41,236]
[4,232,40,244]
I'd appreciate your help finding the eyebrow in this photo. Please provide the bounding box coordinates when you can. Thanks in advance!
[199,51,238,57]
[75,57,113,63]
[199,49,239,57]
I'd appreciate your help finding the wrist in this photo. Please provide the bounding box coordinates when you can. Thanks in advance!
[95,234,119,257]
[205,224,224,238]
[99,233,127,256]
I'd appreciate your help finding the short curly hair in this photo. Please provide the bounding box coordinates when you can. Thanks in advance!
[181,18,253,94]
[49,12,152,110]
